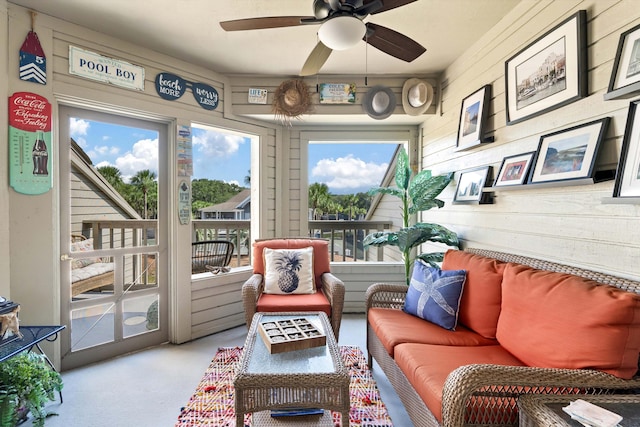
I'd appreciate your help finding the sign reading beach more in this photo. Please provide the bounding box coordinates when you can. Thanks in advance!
[154,72,219,111]
[68,46,145,91]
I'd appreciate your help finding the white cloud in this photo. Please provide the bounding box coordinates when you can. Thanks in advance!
[70,118,90,137]
[193,130,244,160]
[114,138,159,182]
[312,155,388,192]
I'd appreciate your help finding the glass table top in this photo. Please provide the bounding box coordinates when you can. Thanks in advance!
[246,313,336,375]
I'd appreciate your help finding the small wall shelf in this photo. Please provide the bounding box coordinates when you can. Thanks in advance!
[601,197,640,205]
[491,170,615,192]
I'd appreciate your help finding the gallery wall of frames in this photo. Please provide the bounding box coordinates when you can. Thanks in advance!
[420,0,640,280]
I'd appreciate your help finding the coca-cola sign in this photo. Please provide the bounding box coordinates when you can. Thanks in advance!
[8,92,53,195]
[9,92,52,132]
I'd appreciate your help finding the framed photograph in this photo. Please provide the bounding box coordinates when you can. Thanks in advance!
[454,166,492,203]
[529,117,610,185]
[505,10,587,125]
[605,23,640,100]
[457,85,492,150]
[494,152,535,187]
[613,100,640,197]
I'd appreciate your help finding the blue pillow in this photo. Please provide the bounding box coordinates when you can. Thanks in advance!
[403,260,466,330]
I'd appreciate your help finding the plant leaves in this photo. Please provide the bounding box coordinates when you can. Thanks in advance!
[408,198,444,214]
[397,223,460,251]
[415,252,445,268]
[394,148,411,191]
[367,186,403,199]
[408,172,453,212]
[363,231,399,248]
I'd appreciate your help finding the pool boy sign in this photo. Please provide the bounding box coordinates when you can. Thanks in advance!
[69,46,145,91]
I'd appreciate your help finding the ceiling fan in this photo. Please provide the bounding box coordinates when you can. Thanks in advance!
[220,0,426,76]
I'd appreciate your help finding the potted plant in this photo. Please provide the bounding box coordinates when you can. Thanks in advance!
[363,147,460,285]
[0,352,63,427]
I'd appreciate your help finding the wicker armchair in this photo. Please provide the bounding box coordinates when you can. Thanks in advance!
[365,248,640,427]
[242,238,345,340]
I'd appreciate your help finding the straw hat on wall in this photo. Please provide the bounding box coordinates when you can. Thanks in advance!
[273,79,313,124]
[362,85,397,120]
[401,78,434,116]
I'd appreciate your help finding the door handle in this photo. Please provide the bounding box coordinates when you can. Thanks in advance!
[60,254,73,261]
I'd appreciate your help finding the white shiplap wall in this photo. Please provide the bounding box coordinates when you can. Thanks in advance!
[420,0,640,280]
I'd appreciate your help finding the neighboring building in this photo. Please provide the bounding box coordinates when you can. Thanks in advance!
[70,139,141,237]
[198,189,251,220]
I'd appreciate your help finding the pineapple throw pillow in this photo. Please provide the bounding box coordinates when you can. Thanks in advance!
[263,247,315,294]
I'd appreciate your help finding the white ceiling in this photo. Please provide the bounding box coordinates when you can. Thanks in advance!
[8,0,520,125]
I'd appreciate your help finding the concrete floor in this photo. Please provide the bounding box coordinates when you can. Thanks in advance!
[24,314,413,427]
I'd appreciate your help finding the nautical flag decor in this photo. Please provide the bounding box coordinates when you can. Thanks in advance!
[19,31,46,85]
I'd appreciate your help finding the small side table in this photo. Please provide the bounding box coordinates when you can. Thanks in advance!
[0,325,66,402]
[518,394,640,427]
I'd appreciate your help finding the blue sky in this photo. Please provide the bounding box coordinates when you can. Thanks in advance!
[70,118,398,195]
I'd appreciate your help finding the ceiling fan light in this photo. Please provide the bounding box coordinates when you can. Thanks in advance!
[318,16,366,50]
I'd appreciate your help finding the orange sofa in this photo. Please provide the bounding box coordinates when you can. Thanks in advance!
[366,248,640,427]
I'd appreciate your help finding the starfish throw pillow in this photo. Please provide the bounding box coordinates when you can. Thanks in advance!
[403,260,467,330]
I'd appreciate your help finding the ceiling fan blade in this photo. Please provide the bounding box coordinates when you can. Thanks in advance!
[300,41,333,76]
[220,16,317,31]
[364,22,426,62]
[365,0,417,14]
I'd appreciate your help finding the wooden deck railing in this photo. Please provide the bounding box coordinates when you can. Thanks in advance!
[79,218,393,272]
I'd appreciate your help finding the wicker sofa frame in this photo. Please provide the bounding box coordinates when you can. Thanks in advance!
[365,248,640,427]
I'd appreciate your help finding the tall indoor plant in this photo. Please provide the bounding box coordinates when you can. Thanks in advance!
[363,147,460,285]
[0,352,63,427]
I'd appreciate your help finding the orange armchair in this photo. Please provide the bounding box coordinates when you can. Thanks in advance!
[242,238,345,340]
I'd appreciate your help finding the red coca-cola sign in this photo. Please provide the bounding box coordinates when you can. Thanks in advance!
[9,92,51,132]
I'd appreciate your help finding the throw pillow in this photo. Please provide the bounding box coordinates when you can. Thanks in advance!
[263,247,315,295]
[70,238,98,269]
[403,260,466,330]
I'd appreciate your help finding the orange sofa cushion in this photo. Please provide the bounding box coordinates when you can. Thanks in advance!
[368,308,496,356]
[442,250,506,339]
[256,292,331,317]
[394,343,525,422]
[497,263,640,379]
[253,239,330,289]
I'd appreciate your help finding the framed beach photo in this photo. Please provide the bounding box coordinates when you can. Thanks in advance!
[529,117,610,185]
[605,23,640,100]
[613,100,640,197]
[505,10,587,125]
[457,85,492,150]
[453,166,492,204]
[494,152,535,187]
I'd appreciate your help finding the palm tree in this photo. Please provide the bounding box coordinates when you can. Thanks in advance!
[308,182,331,220]
[130,169,157,219]
[97,165,124,192]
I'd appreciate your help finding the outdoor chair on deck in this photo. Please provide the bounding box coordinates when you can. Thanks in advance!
[191,240,234,274]
[242,238,345,340]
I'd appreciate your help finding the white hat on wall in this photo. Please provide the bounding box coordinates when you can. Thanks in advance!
[401,78,434,116]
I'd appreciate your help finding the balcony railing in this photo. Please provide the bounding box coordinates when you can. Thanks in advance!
[193,219,392,265]
[78,218,393,272]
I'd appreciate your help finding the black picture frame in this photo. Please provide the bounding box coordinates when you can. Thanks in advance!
[528,117,610,185]
[494,152,536,187]
[613,100,640,197]
[453,166,492,204]
[505,10,588,125]
[604,23,640,100]
[456,85,492,150]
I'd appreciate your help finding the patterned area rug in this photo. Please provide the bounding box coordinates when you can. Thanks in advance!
[175,345,394,426]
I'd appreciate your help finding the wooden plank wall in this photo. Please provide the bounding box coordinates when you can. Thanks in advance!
[420,0,640,280]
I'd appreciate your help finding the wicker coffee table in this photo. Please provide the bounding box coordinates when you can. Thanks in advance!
[234,312,350,427]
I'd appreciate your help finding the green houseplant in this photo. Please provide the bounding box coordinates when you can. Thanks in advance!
[0,352,63,427]
[363,147,460,285]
